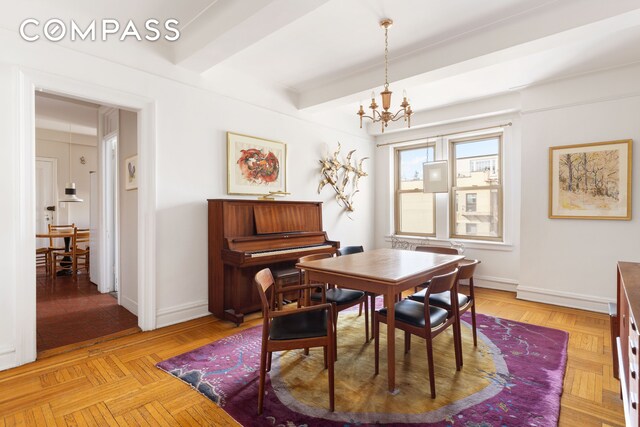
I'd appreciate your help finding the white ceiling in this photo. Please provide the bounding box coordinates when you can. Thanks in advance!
[35,93,99,136]
[5,0,640,134]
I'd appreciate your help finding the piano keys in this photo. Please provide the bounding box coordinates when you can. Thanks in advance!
[208,199,339,324]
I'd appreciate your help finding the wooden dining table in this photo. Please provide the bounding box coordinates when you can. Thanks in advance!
[296,248,464,393]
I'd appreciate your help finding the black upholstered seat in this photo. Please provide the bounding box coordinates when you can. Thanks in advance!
[270,310,328,340]
[410,289,470,307]
[379,299,448,329]
[310,288,366,306]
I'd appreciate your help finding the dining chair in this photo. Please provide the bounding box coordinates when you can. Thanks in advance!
[74,228,91,278]
[413,246,460,292]
[254,268,335,414]
[36,247,50,274]
[299,253,369,343]
[410,259,480,365]
[374,268,461,398]
[336,246,376,337]
[47,223,75,273]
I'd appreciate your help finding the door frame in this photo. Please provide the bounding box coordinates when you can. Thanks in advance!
[35,156,58,242]
[15,69,157,365]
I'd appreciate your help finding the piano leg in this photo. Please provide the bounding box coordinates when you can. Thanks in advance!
[224,309,245,326]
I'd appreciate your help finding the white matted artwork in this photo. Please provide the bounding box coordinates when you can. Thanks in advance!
[227,132,287,195]
[549,139,632,219]
[125,155,138,190]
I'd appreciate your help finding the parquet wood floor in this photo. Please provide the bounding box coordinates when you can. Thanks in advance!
[0,288,624,426]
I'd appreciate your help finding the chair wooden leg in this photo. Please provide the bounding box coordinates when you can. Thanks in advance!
[364,297,369,342]
[471,303,478,347]
[405,331,411,353]
[323,346,328,369]
[374,314,380,375]
[358,301,363,316]
[425,335,436,399]
[267,351,272,372]
[453,318,462,371]
[258,343,268,414]
[328,320,335,412]
[370,294,376,339]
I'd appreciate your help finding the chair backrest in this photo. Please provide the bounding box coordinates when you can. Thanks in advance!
[337,246,364,256]
[457,260,479,281]
[75,228,90,249]
[48,223,75,247]
[415,246,459,255]
[254,268,276,315]
[426,268,459,296]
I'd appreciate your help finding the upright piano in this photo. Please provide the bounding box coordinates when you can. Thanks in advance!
[207,199,339,324]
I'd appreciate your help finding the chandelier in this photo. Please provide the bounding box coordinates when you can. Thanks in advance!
[358,19,412,133]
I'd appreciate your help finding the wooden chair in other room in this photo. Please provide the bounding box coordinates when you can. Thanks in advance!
[299,253,369,343]
[47,223,75,271]
[375,269,461,398]
[36,247,50,274]
[254,268,335,414]
[74,228,91,278]
[410,259,480,365]
[413,246,460,292]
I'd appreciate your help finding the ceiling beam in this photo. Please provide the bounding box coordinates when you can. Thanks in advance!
[297,0,640,112]
[174,0,329,74]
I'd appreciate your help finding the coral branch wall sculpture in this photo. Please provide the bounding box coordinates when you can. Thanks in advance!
[318,143,368,215]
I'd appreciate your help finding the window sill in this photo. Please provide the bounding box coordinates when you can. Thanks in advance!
[385,235,514,252]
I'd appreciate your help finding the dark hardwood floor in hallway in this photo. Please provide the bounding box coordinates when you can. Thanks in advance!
[37,268,139,353]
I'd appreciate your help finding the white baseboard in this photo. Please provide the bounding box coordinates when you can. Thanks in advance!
[516,285,613,313]
[0,346,16,372]
[474,275,518,292]
[156,300,210,328]
[120,296,139,316]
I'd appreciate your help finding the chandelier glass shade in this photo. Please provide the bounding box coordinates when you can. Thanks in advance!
[358,19,413,133]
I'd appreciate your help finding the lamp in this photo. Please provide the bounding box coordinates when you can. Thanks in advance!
[357,19,413,133]
[423,161,448,193]
[60,182,83,202]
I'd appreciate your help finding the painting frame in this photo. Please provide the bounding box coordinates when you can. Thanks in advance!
[549,139,632,220]
[125,155,138,191]
[227,132,287,196]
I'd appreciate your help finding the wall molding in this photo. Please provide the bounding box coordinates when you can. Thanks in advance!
[120,296,138,317]
[522,90,640,116]
[474,275,518,293]
[516,285,613,314]
[156,300,210,329]
[0,346,15,371]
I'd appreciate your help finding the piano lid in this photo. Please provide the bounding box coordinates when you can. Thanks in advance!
[254,203,319,234]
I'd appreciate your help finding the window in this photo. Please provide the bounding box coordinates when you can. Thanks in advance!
[394,143,435,236]
[465,193,477,212]
[450,134,503,240]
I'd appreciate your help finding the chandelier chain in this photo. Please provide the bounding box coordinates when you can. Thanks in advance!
[384,26,389,89]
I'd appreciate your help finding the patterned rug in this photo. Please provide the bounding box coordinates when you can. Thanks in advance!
[156,308,568,426]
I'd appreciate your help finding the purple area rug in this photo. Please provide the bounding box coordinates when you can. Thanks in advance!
[156,312,568,426]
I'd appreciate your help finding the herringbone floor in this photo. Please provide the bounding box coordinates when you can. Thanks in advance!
[0,288,624,426]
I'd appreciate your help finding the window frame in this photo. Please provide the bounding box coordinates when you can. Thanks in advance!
[449,133,504,242]
[394,142,436,237]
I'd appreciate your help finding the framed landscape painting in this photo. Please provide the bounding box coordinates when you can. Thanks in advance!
[549,139,632,220]
[227,132,287,196]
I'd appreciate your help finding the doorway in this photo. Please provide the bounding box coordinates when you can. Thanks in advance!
[34,93,138,354]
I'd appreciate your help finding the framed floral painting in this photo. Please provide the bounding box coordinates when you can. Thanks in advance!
[549,139,632,220]
[227,132,287,195]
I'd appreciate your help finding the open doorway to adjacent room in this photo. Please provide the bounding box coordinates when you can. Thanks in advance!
[34,92,139,354]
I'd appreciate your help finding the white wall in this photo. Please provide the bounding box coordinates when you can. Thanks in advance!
[119,110,138,314]
[0,30,374,369]
[35,128,97,228]
[518,65,640,312]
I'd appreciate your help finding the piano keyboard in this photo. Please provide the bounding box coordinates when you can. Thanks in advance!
[248,244,334,258]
